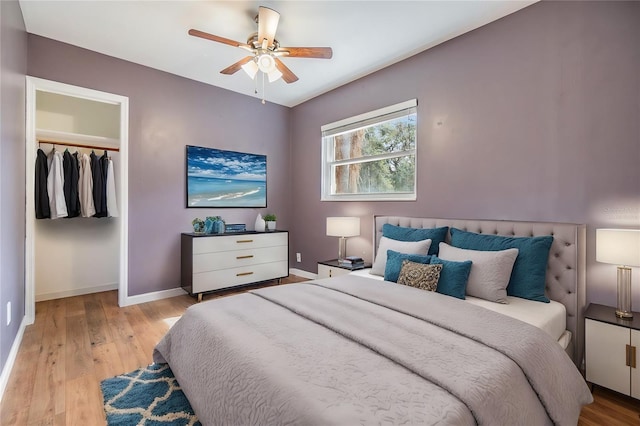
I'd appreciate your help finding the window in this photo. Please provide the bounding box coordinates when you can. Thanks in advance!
[321,99,417,201]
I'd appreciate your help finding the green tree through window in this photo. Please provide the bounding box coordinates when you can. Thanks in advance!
[322,100,417,201]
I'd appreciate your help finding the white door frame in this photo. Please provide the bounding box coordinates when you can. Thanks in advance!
[25,77,129,323]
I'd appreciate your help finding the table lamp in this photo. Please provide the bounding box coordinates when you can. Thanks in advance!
[596,229,640,319]
[326,217,360,261]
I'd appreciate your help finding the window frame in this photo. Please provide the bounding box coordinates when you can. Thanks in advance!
[321,99,418,202]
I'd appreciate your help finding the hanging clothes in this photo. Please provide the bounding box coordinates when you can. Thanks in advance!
[79,153,96,217]
[35,148,51,219]
[91,150,107,218]
[106,158,119,217]
[47,149,68,219]
[62,149,80,218]
[73,151,82,214]
[100,150,109,215]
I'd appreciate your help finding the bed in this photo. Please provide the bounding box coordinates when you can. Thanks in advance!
[154,216,592,425]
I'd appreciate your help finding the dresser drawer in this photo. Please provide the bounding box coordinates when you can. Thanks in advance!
[317,263,351,279]
[193,233,287,254]
[193,261,288,293]
[193,246,288,273]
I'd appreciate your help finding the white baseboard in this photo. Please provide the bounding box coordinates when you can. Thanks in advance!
[121,287,187,307]
[289,268,317,280]
[35,282,119,302]
[0,315,28,403]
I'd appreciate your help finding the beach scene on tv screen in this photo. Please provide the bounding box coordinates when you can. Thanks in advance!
[187,146,266,207]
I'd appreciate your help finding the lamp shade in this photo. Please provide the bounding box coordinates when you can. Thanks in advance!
[326,217,360,237]
[241,60,258,79]
[257,54,276,73]
[596,229,640,266]
[267,68,283,83]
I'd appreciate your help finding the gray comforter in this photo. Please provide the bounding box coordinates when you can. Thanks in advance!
[153,275,593,425]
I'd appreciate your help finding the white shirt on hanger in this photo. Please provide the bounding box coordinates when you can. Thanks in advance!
[79,153,96,217]
[47,150,68,219]
[106,158,119,217]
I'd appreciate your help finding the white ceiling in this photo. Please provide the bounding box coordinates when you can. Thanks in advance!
[19,0,536,107]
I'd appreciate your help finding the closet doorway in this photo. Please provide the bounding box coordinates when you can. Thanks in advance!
[24,77,129,324]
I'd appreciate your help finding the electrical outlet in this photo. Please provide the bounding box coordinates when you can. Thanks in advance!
[296,252,301,262]
[6,301,11,326]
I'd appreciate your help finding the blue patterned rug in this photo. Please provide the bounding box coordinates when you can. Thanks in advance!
[101,363,201,425]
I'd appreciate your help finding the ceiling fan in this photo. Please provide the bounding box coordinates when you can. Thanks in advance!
[189,6,333,84]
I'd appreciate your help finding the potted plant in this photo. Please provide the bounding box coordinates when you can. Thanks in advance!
[192,217,205,233]
[263,213,277,231]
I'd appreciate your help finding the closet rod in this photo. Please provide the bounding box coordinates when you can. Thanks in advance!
[37,138,120,152]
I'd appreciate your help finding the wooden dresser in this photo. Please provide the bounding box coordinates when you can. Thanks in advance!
[181,231,289,300]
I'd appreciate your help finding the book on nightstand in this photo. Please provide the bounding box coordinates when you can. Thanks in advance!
[339,256,365,267]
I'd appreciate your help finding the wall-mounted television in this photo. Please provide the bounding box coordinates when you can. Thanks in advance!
[186,145,267,208]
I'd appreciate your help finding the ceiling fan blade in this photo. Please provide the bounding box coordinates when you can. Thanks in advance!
[277,47,333,59]
[188,29,252,51]
[274,58,299,83]
[220,56,255,75]
[257,6,280,48]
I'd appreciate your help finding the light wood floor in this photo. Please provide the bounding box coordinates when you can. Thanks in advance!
[1,276,638,425]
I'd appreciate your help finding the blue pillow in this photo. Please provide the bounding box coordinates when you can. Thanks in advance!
[449,228,553,303]
[429,256,471,300]
[384,250,432,282]
[382,224,449,256]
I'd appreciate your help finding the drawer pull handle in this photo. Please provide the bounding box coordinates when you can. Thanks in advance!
[236,272,254,277]
[236,255,254,259]
[626,344,637,367]
[237,239,254,243]
[626,345,631,367]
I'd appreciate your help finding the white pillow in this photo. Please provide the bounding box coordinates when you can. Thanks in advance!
[370,237,431,276]
[438,242,518,304]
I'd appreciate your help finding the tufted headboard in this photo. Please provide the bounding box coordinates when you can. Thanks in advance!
[374,216,587,367]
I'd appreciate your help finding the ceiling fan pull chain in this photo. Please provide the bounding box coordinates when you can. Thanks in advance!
[254,71,258,95]
[262,72,266,104]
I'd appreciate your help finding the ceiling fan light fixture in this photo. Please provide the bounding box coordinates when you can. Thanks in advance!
[267,68,283,83]
[241,59,259,79]
[190,5,333,90]
[257,53,276,73]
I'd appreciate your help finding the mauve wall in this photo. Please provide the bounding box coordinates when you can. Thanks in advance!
[289,1,640,308]
[0,0,27,374]
[27,35,291,296]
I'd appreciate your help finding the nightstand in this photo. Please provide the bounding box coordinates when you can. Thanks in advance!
[317,259,372,279]
[585,303,640,399]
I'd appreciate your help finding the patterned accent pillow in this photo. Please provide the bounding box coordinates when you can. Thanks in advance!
[397,260,443,292]
[384,250,432,283]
